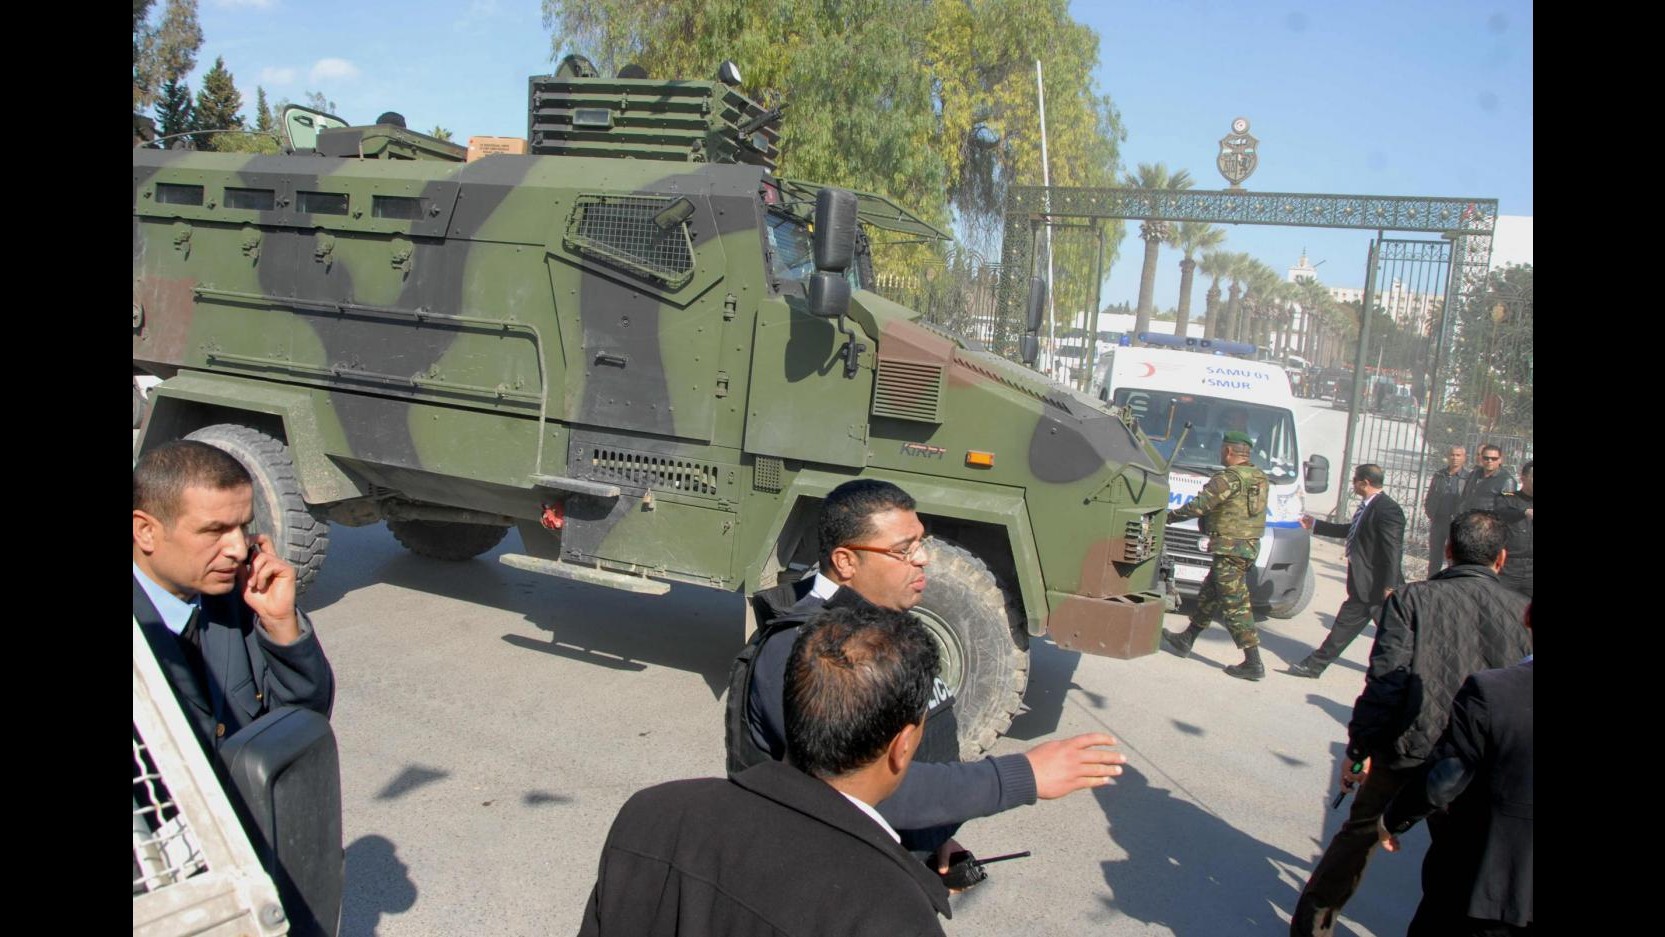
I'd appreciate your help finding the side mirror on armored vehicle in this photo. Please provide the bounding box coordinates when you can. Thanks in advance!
[813,188,859,272]
[279,104,349,153]
[1021,334,1040,366]
[808,272,852,320]
[1025,277,1047,333]
[1304,453,1330,493]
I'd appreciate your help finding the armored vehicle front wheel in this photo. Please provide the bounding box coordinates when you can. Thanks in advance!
[184,423,330,596]
[1263,565,1316,620]
[909,538,1030,759]
[388,520,510,561]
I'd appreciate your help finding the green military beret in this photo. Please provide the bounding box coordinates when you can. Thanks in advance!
[1223,430,1254,446]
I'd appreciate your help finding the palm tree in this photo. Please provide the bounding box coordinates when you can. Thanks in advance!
[1171,222,1225,339]
[1222,252,1254,343]
[1125,163,1195,338]
[1240,263,1279,350]
[1197,250,1231,340]
[1296,278,1333,362]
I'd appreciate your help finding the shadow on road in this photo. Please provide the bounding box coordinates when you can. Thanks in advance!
[1094,765,1305,934]
[1003,637,1083,742]
[342,834,417,937]
[303,524,746,696]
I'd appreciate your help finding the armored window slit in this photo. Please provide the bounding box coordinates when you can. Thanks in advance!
[297,191,349,216]
[155,183,204,206]
[223,187,275,211]
[373,195,426,220]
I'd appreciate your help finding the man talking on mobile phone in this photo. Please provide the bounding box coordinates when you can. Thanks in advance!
[132,440,335,756]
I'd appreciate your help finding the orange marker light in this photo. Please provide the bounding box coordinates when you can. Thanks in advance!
[966,451,995,468]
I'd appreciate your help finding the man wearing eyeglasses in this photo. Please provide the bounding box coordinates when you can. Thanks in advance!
[1457,444,1516,515]
[725,479,1126,875]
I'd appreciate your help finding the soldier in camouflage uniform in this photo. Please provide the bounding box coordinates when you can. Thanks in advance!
[1160,431,1270,680]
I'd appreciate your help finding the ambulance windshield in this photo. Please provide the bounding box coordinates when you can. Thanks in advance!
[1111,389,1299,482]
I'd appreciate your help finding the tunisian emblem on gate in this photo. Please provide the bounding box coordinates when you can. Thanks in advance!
[1217,117,1258,189]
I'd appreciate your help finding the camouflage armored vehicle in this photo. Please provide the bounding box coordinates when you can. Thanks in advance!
[132,57,1170,754]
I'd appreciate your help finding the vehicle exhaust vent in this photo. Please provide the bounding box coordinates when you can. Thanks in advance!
[871,360,944,423]
[1122,513,1159,563]
[588,447,720,496]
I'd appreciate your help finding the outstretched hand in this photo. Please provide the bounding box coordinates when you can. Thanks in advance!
[1026,733,1127,799]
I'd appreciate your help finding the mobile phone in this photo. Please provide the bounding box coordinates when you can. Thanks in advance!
[246,540,260,566]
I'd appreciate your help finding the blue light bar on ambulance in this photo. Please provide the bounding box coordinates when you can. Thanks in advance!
[1135,332,1258,358]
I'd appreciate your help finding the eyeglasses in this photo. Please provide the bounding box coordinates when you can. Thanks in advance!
[1480,456,1501,462]
[842,535,933,563]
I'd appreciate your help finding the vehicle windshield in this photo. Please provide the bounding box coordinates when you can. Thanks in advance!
[765,207,864,291]
[1112,388,1300,483]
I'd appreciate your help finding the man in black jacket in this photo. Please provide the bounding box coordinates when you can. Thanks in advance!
[1286,463,1405,679]
[1493,460,1532,599]
[726,479,1126,865]
[1289,511,1531,937]
[1422,445,1469,577]
[579,605,952,937]
[1379,603,1533,936]
[1457,443,1516,513]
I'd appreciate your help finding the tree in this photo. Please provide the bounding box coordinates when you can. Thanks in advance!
[305,91,339,116]
[134,0,202,114]
[1296,278,1333,362]
[1221,252,1253,343]
[155,77,194,146]
[255,86,275,134]
[1172,221,1225,339]
[192,56,243,150]
[429,127,454,142]
[1197,249,1231,340]
[1125,163,1194,338]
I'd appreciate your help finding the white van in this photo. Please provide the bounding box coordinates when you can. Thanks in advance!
[1091,337,1330,618]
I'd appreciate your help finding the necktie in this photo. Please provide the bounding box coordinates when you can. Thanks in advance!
[1345,499,1366,558]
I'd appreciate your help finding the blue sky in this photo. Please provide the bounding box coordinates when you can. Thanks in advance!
[179,0,1532,314]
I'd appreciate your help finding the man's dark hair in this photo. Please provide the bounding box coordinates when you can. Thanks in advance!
[1353,463,1385,487]
[1520,460,1532,479]
[784,605,938,779]
[817,479,916,567]
[1478,443,1502,458]
[134,440,251,524]
[1448,510,1507,566]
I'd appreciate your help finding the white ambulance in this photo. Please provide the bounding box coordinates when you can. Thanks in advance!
[1091,335,1330,618]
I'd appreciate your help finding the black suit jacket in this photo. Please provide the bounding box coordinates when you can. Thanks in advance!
[1312,492,1405,605]
[1384,660,1533,927]
[579,760,950,937]
[133,574,335,754]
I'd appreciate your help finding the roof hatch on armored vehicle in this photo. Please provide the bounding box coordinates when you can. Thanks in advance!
[775,179,951,241]
[279,104,348,152]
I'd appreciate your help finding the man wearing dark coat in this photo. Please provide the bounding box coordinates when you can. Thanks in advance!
[1380,602,1533,936]
[726,479,1125,865]
[579,605,952,937]
[1286,463,1406,679]
[1289,511,1530,937]
[132,440,335,756]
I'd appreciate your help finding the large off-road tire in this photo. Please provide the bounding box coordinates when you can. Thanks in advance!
[184,423,330,596]
[1264,564,1316,620]
[909,538,1030,759]
[388,519,509,561]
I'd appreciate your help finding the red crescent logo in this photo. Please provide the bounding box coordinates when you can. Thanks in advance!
[1138,362,1156,377]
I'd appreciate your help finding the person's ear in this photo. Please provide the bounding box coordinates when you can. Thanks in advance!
[134,510,161,554]
[828,546,860,580]
[886,718,924,774]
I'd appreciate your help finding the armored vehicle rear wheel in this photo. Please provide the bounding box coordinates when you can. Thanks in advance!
[184,423,330,596]
[388,520,510,561]
[1263,565,1316,620]
[909,538,1030,759]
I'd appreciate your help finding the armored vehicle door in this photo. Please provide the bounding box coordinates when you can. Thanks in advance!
[743,297,871,468]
